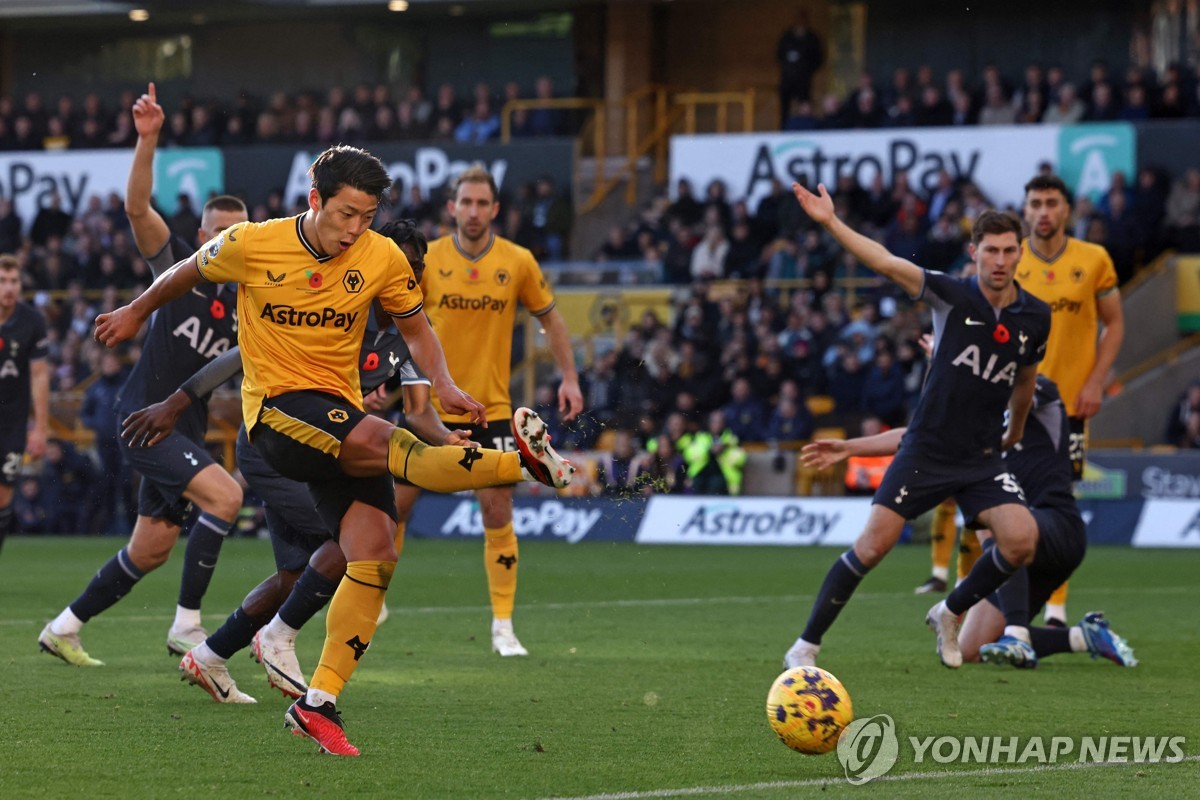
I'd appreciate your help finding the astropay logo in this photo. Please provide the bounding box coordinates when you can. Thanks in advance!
[837,714,899,785]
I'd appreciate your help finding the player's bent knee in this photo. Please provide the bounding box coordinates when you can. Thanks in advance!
[478,487,514,528]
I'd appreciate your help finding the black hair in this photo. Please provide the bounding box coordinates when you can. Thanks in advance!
[1024,174,1073,206]
[378,218,427,255]
[308,145,391,204]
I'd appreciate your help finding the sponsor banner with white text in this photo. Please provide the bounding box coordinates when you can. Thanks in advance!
[636,496,871,546]
[0,147,224,232]
[407,494,642,544]
[670,123,1134,210]
[1131,499,1200,548]
[221,140,574,209]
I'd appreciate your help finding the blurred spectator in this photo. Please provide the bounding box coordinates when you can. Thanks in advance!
[38,439,96,534]
[767,394,815,442]
[80,350,130,534]
[683,410,747,495]
[14,476,49,534]
[978,85,1017,125]
[690,225,729,280]
[722,377,766,442]
[1164,169,1200,251]
[776,11,824,127]
[31,192,72,246]
[595,431,647,496]
[527,176,572,261]
[860,347,907,427]
[1043,83,1085,123]
[169,194,201,242]
[1166,382,1200,448]
[454,99,500,144]
[524,76,564,137]
[0,197,21,253]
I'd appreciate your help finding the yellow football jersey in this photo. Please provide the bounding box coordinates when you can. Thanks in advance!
[195,215,423,431]
[423,234,555,423]
[1017,237,1118,414]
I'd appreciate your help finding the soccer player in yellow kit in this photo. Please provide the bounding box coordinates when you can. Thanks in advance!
[1016,173,1123,625]
[393,164,583,657]
[94,146,574,755]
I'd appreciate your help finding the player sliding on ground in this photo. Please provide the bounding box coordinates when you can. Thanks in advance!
[801,372,1136,669]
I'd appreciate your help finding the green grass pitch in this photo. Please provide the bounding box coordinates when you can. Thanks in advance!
[1,537,1197,799]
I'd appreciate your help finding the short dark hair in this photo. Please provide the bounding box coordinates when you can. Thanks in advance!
[971,209,1023,245]
[0,254,17,272]
[308,145,391,204]
[378,218,427,255]
[1024,174,1072,205]
[202,194,248,216]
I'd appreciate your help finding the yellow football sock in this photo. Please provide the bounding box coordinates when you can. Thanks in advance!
[393,520,406,559]
[484,522,518,620]
[956,528,983,582]
[929,499,957,581]
[310,560,394,697]
[1046,581,1069,613]
[387,428,523,491]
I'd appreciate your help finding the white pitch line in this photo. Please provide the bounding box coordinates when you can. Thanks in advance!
[0,583,1190,628]
[534,755,1200,800]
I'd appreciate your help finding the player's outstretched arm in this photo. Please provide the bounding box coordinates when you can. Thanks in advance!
[125,81,171,263]
[392,311,486,425]
[801,427,906,470]
[1001,364,1038,450]
[538,308,583,422]
[400,383,479,447]
[27,358,50,459]
[95,255,205,347]
[793,182,924,297]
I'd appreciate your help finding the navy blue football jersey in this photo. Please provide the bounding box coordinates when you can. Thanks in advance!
[116,235,237,439]
[903,272,1051,461]
[359,305,425,394]
[1004,376,1076,512]
[0,302,50,424]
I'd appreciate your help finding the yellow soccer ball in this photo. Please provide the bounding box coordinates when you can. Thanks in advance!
[766,666,853,754]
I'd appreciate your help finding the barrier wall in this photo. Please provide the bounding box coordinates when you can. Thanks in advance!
[402,490,1200,549]
[0,139,576,232]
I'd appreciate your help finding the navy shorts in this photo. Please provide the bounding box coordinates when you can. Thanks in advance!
[236,426,331,573]
[122,428,214,525]
[251,390,396,537]
[452,418,516,452]
[873,446,1030,523]
[0,424,25,487]
[1068,416,1087,481]
[985,506,1087,617]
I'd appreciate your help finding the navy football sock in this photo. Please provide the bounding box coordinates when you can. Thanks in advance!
[0,503,13,554]
[1029,625,1073,657]
[69,547,146,622]
[277,565,340,630]
[205,606,261,660]
[800,549,870,645]
[178,513,234,610]
[992,565,1031,628]
[946,545,1018,616]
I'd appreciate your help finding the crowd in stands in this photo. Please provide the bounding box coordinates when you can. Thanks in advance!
[4,62,1200,515]
[6,156,1200,512]
[0,78,574,152]
[785,59,1200,131]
